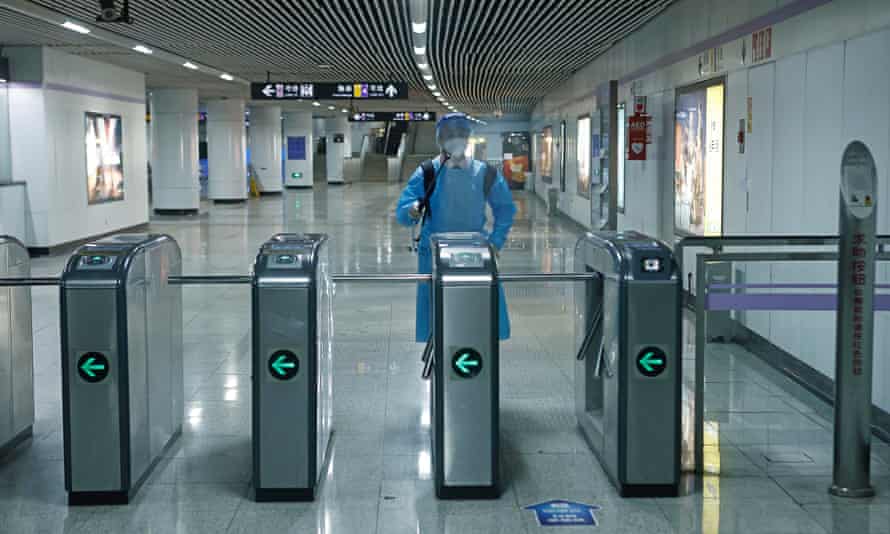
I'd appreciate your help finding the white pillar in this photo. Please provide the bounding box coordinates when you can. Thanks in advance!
[150,89,199,213]
[325,116,347,184]
[283,112,314,188]
[206,99,247,202]
[249,106,283,193]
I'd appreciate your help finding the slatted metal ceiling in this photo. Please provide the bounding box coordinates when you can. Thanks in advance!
[430,0,674,114]
[5,0,674,114]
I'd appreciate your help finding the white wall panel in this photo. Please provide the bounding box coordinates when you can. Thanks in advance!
[744,63,776,339]
[770,52,807,359]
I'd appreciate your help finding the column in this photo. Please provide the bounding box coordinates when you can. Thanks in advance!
[248,106,283,194]
[282,112,314,188]
[206,99,247,202]
[150,89,199,214]
[325,116,347,184]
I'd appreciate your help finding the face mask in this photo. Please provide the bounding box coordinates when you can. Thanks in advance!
[443,138,468,158]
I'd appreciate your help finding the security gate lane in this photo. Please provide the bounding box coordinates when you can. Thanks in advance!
[430,233,499,499]
[61,234,183,505]
[252,233,334,501]
[574,231,681,497]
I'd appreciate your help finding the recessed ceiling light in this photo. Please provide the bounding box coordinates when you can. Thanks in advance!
[423,74,433,81]
[432,91,441,97]
[312,101,321,107]
[132,45,153,55]
[414,46,426,55]
[220,73,234,81]
[183,62,199,70]
[442,102,449,106]
[0,78,6,84]
[341,108,348,113]
[427,84,436,90]
[417,63,429,70]
[412,22,427,34]
[318,64,333,68]
[61,21,91,34]
[328,105,335,110]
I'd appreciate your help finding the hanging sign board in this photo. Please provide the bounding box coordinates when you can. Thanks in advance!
[251,81,408,100]
[349,111,435,122]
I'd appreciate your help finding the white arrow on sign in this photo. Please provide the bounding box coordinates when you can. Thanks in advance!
[261,84,276,97]
[385,84,398,98]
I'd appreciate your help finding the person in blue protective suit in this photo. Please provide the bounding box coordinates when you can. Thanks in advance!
[395,113,517,342]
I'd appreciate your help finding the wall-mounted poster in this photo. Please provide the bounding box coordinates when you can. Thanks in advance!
[674,80,725,236]
[85,112,125,204]
[502,131,530,190]
[577,116,591,199]
[559,120,567,192]
[540,126,553,183]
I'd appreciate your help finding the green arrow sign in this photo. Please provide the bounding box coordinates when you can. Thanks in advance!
[268,350,299,380]
[636,347,667,377]
[451,348,483,378]
[77,352,110,383]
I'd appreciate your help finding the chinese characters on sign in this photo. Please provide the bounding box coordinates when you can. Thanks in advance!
[752,27,773,63]
[850,232,869,375]
[251,82,408,100]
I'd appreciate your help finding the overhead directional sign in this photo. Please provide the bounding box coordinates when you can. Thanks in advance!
[77,352,109,383]
[251,82,408,101]
[524,500,601,526]
[636,347,667,377]
[451,348,482,378]
[268,350,299,380]
[349,111,436,122]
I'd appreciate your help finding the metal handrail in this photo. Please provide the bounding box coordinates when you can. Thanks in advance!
[0,277,61,287]
[168,275,252,285]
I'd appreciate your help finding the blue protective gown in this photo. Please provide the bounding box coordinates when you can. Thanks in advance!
[396,158,517,341]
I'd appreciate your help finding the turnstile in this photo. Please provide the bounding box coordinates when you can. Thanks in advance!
[252,233,333,501]
[61,234,183,504]
[574,231,681,497]
[429,232,499,499]
[0,236,34,455]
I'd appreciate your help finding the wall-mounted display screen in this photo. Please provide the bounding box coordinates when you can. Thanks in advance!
[85,112,124,204]
[540,126,553,183]
[674,81,725,236]
[577,116,591,199]
[559,120,567,192]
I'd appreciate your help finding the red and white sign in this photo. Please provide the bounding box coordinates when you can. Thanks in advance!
[627,114,650,161]
[752,27,773,63]
[634,96,647,115]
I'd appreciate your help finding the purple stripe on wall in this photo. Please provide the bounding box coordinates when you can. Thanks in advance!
[706,293,890,311]
[44,82,145,104]
[709,283,890,290]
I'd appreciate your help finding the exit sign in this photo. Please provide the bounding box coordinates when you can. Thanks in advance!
[290,172,303,179]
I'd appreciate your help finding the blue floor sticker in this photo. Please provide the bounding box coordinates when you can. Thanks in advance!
[524,500,601,526]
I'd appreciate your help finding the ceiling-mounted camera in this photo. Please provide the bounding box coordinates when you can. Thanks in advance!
[96,0,134,24]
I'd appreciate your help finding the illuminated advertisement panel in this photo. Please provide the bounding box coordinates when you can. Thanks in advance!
[674,81,724,235]
[540,126,553,183]
[577,116,591,198]
[85,112,125,204]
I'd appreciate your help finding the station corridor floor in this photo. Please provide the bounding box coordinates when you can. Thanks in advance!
[2,183,889,533]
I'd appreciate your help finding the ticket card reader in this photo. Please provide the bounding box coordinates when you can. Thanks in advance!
[61,234,183,504]
[574,232,681,497]
[430,233,499,499]
[252,233,333,501]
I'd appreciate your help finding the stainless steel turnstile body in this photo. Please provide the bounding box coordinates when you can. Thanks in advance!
[431,233,499,499]
[574,231,681,497]
[61,234,183,505]
[0,236,33,454]
[252,233,333,501]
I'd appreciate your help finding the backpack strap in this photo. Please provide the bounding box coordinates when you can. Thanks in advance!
[482,163,498,199]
